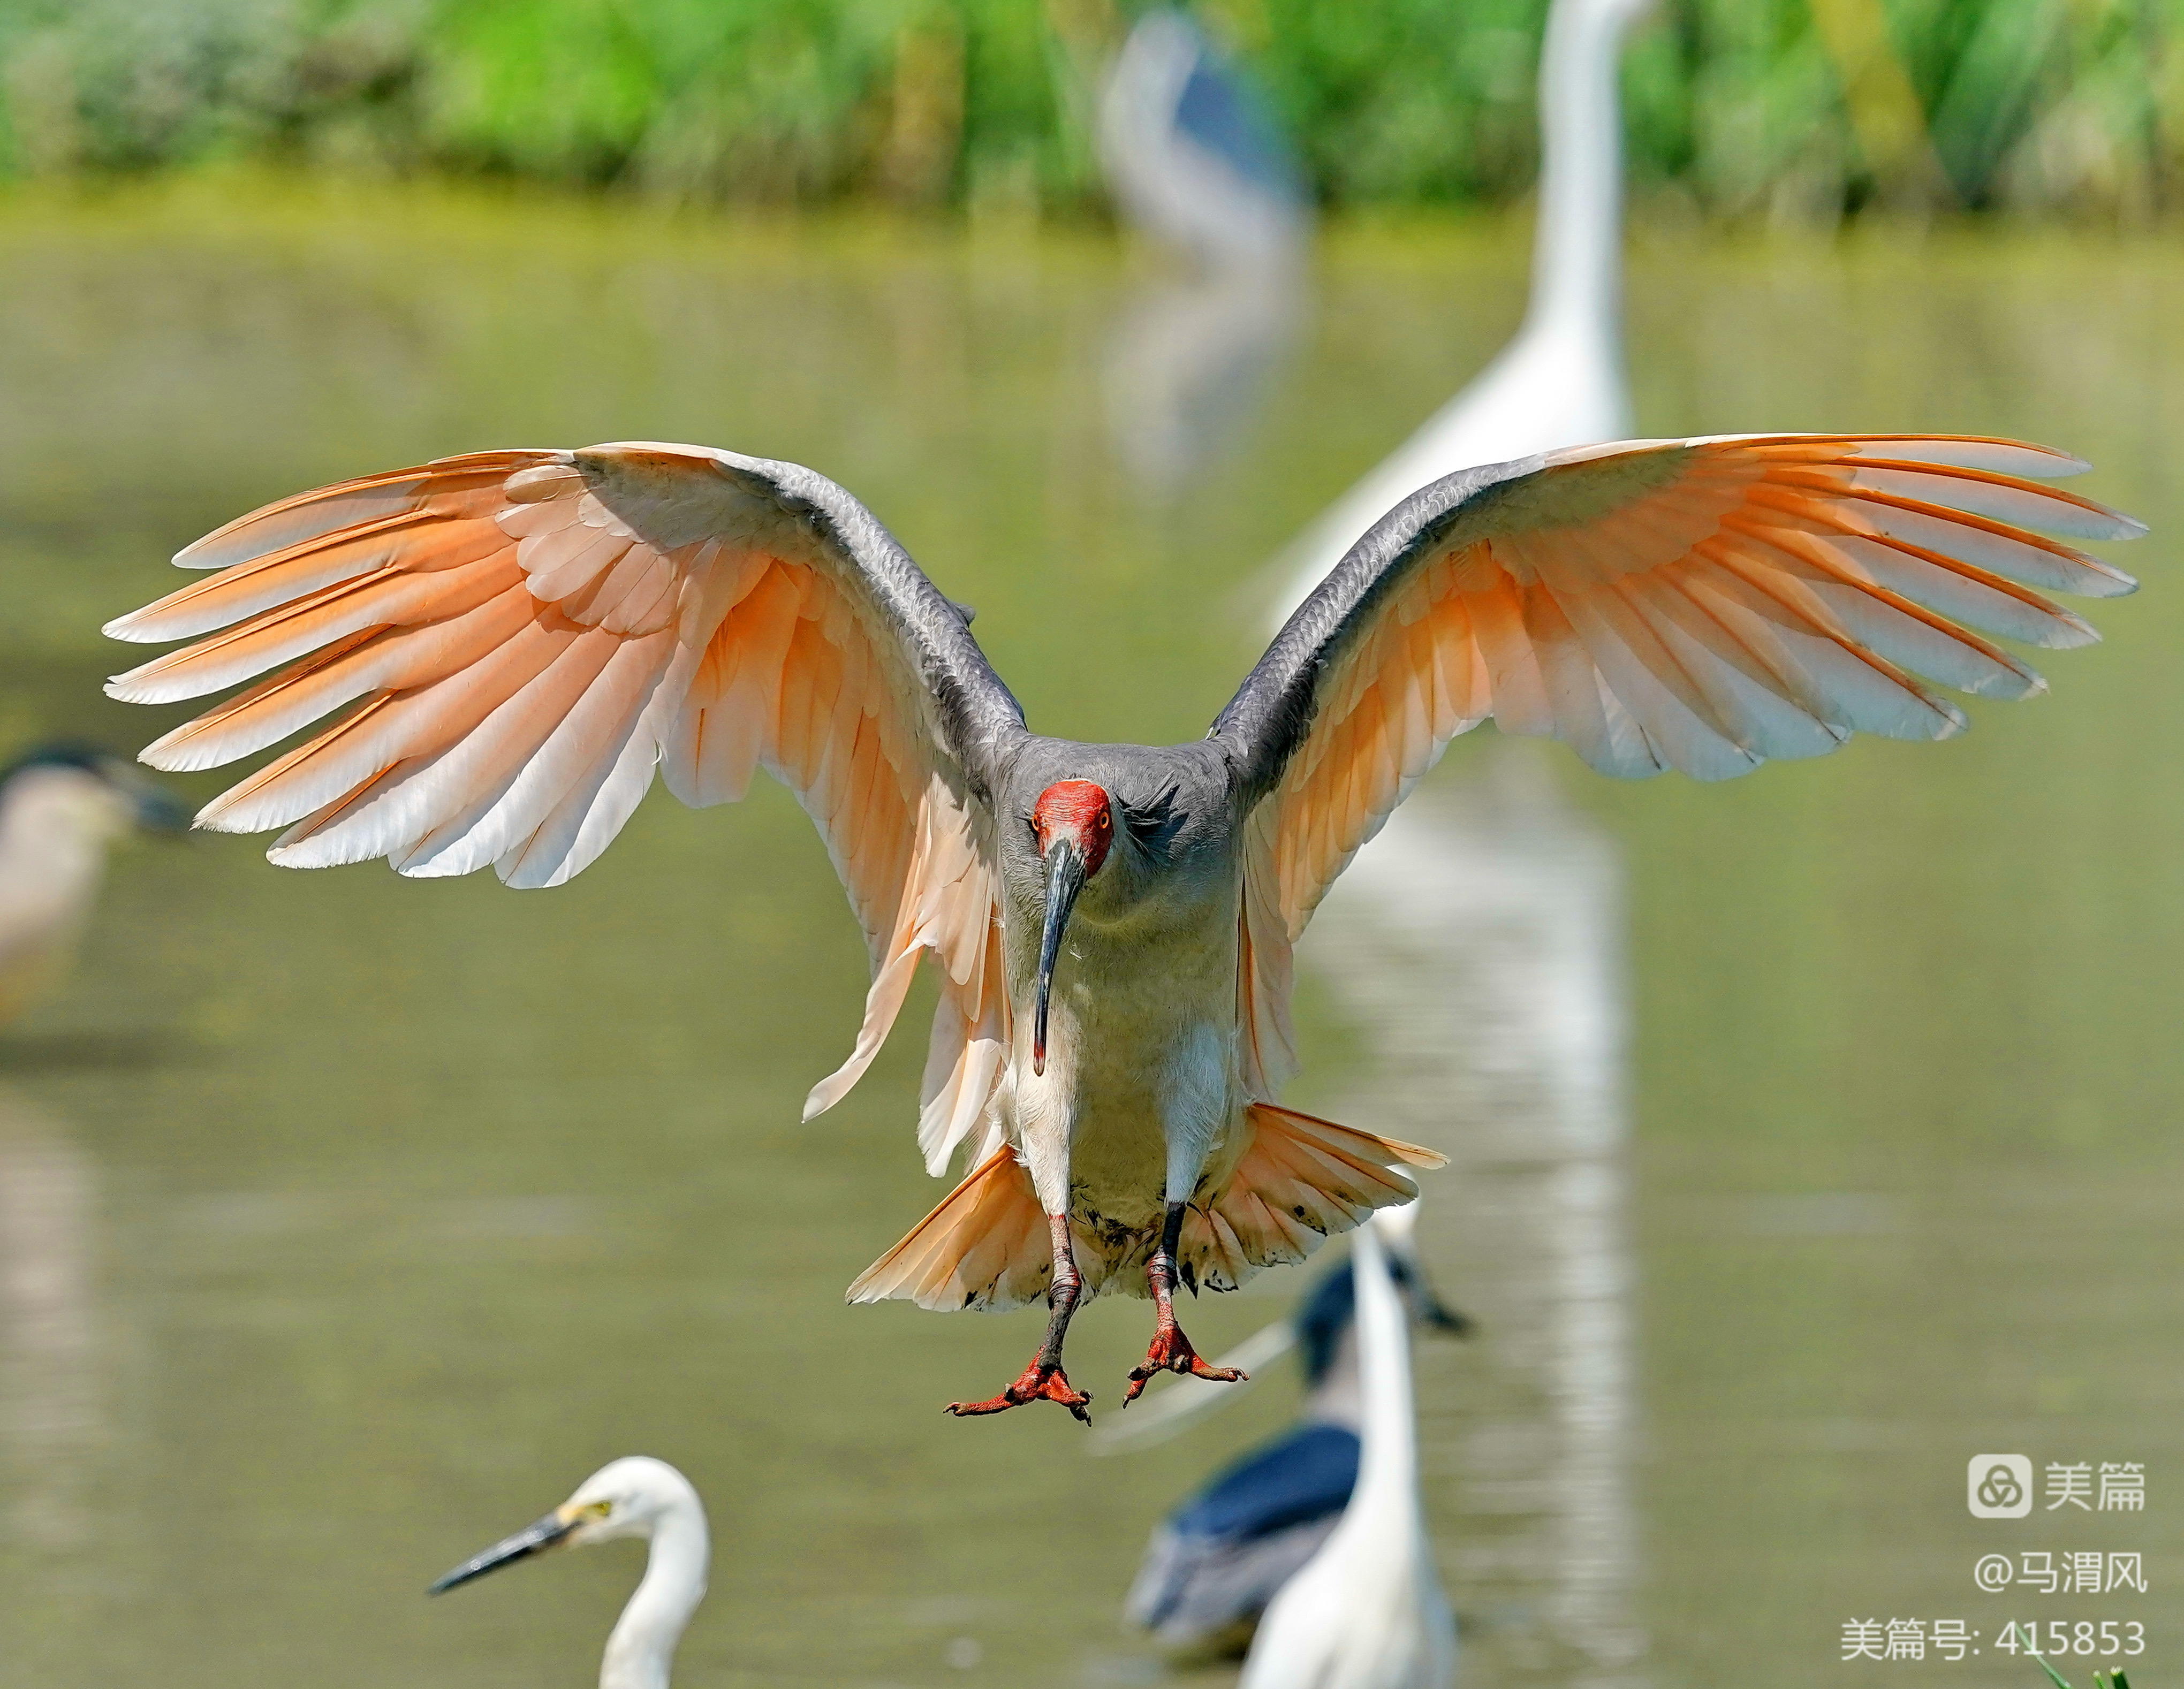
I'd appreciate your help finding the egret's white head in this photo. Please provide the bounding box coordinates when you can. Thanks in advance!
[1370,1199,1421,1251]
[429,1456,704,1592]
[558,1456,703,1546]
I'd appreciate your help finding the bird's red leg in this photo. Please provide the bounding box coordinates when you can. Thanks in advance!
[1125,1201,1248,1404]
[945,1214,1093,1424]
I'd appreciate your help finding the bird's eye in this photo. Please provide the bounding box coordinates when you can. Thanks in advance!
[587,1501,613,1519]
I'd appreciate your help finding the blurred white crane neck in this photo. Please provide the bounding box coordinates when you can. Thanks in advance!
[1524,0,1641,357]
[1349,1227,1420,1517]
[599,1501,709,1689]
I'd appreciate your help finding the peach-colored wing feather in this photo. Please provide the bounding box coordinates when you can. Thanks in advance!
[1214,433,2144,1093]
[104,443,1027,1158]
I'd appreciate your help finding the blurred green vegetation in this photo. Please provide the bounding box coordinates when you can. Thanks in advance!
[0,0,2179,219]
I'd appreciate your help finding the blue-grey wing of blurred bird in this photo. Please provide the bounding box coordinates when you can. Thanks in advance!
[1125,1420,1361,1656]
[1097,10,1309,275]
[1120,1213,1475,1653]
[1121,1258,1366,1649]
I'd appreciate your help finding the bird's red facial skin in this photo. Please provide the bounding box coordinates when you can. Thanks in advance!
[1033,781,1112,877]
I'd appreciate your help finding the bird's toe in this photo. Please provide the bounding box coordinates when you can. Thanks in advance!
[946,1361,1093,1424]
[1125,1322,1249,1403]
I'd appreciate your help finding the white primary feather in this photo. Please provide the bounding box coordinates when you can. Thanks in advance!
[1238,1220,1455,1689]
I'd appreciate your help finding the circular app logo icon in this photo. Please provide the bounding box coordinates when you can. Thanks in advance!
[1968,1453,2033,1519]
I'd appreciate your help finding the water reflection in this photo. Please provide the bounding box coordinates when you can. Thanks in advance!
[0,194,2175,1688]
[1096,10,1307,493]
[0,1086,105,1552]
[1302,748,1641,1684]
[1100,269,1303,496]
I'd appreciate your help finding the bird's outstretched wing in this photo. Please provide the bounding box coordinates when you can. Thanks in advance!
[105,444,1027,1153]
[1211,433,2144,1092]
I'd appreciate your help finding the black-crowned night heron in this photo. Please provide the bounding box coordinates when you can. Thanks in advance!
[0,744,184,1026]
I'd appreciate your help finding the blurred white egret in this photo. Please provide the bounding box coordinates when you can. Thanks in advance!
[430,1456,708,1689]
[1239,1218,1455,1689]
[1123,1200,1465,1654]
[0,745,185,1026]
[1272,0,1651,618]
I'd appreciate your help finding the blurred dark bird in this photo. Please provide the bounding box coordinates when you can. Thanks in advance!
[1125,1204,1466,1656]
[1096,9,1309,490]
[430,1456,707,1689]
[105,422,2137,1420]
[1090,1194,1466,1454]
[0,744,185,1026]
[1097,9,1308,277]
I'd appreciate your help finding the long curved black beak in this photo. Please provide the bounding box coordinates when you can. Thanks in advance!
[1033,837,1087,1077]
[428,1510,574,1595]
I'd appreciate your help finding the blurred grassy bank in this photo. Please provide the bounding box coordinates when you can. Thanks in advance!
[1,0,2181,222]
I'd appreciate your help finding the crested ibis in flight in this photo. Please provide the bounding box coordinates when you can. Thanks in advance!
[105,429,2141,1420]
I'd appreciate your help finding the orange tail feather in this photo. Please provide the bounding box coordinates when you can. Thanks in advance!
[846,1147,1052,1312]
[1182,1102,1446,1293]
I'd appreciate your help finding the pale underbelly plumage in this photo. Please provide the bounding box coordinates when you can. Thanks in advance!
[999,899,1246,1290]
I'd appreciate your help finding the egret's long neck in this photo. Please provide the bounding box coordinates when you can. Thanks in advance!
[599,1505,709,1689]
[1522,0,1633,352]
[1346,1230,1421,1531]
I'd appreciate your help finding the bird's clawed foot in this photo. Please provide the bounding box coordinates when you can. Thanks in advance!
[1124,1320,1247,1404]
[946,1360,1093,1425]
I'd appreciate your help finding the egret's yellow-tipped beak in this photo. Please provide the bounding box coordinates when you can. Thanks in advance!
[427,1503,583,1595]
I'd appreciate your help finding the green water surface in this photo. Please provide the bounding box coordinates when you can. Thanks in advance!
[0,183,2177,1689]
